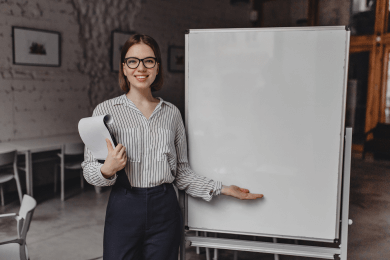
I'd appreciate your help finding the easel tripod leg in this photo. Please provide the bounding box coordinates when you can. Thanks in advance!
[273,238,279,260]
[196,231,200,254]
[213,233,218,260]
[205,232,210,260]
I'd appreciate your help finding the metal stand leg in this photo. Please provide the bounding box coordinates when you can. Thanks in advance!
[233,235,241,260]
[196,231,200,254]
[340,128,352,260]
[213,233,218,260]
[206,247,210,260]
[273,238,279,260]
[205,232,210,260]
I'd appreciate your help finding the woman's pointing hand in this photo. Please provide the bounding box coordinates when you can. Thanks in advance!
[221,185,264,200]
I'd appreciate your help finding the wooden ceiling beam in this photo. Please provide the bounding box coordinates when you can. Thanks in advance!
[350,35,375,49]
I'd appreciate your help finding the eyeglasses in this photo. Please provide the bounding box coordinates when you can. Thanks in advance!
[124,57,157,69]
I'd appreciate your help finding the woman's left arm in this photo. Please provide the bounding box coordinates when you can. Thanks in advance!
[173,115,263,201]
[173,119,221,201]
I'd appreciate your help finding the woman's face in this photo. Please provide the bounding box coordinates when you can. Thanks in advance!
[123,43,159,92]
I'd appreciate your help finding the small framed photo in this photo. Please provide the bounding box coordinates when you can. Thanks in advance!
[111,30,135,72]
[12,26,61,67]
[168,46,184,73]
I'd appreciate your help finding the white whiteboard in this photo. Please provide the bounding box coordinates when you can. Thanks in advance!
[185,27,350,241]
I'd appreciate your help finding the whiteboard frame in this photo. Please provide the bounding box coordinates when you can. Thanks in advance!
[187,26,347,34]
[335,28,351,239]
[183,26,350,242]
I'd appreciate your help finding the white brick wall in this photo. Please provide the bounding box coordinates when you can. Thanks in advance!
[0,0,89,142]
[0,0,251,142]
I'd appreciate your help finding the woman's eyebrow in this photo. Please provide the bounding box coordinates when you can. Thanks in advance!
[125,56,156,59]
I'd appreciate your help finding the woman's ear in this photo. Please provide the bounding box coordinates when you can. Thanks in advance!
[157,63,159,75]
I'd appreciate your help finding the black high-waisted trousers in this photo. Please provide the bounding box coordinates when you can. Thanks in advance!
[103,182,182,260]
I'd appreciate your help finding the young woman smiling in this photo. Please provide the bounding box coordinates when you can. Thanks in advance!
[81,34,263,260]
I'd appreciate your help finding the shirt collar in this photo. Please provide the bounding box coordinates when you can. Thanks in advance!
[113,94,172,110]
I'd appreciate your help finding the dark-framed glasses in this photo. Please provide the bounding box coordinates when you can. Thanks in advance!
[124,57,157,69]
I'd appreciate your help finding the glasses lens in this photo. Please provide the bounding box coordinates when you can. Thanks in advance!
[126,58,139,69]
[143,58,156,68]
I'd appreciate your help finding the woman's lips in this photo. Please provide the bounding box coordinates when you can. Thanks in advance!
[135,75,148,82]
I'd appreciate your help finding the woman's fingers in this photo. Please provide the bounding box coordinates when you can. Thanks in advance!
[114,144,123,154]
[237,192,262,200]
[239,187,250,193]
[118,145,126,157]
[106,138,114,152]
[102,142,127,175]
[117,145,127,168]
[245,193,264,199]
[231,185,263,200]
[233,185,249,193]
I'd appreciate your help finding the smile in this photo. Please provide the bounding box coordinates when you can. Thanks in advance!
[135,75,148,79]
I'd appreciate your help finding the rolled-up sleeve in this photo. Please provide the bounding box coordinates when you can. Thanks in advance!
[81,105,117,187]
[173,118,222,202]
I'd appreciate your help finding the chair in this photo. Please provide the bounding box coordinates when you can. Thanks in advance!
[0,150,23,206]
[0,194,37,260]
[54,143,85,201]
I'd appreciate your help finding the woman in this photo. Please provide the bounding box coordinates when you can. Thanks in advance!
[82,34,263,260]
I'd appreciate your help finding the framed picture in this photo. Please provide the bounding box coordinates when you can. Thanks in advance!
[168,46,185,73]
[111,30,135,72]
[12,26,61,67]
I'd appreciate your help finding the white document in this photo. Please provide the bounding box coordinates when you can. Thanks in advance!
[78,114,115,160]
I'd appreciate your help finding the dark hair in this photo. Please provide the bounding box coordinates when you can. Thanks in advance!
[119,34,164,93]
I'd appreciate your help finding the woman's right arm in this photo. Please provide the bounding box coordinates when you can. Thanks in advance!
[81,105,121,187]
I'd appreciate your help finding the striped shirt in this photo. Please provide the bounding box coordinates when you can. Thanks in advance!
[81,94,223,201]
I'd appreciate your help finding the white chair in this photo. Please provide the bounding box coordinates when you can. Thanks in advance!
[54,143,85,201]
[0,194,37,260]
[0,150,23,206]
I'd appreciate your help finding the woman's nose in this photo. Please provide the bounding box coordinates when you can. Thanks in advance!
[137,61,147,71]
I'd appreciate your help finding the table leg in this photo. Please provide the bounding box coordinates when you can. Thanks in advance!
[61,156,65,201]
[94,186,102,194]
[61,144,65,201]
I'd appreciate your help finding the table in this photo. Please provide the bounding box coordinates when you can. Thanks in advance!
[0,134,82,197]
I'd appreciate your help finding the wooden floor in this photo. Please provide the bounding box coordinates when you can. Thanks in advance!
[0,157,389,259]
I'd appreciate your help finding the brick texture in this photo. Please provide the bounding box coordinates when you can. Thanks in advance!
[0,0,251,143]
